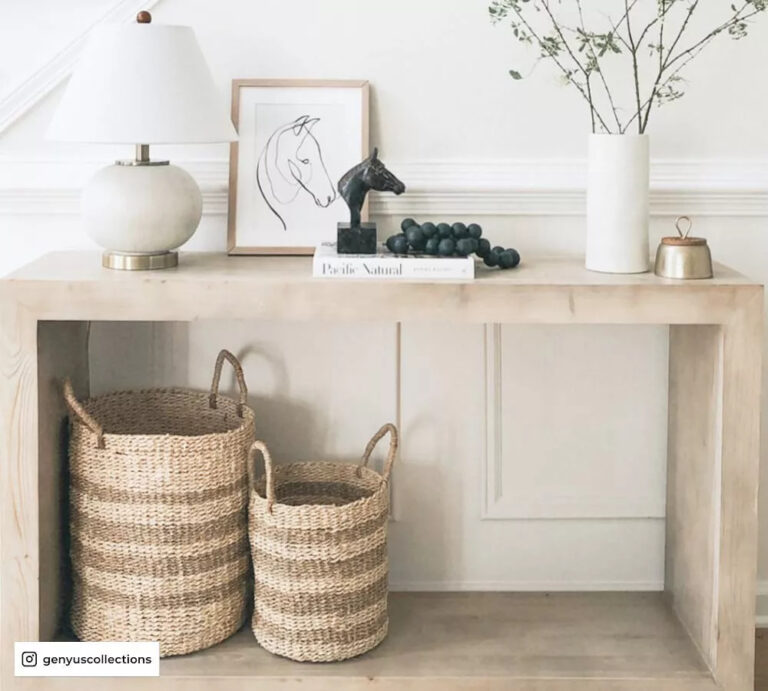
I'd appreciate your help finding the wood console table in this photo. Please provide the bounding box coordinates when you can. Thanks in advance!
[0,252,763,690]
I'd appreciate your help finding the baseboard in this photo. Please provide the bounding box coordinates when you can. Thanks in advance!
[392,580,768,628]
[389,580,664,592]
[757,580,768,627]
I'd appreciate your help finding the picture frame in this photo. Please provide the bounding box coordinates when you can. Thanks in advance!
[227,79,370,255]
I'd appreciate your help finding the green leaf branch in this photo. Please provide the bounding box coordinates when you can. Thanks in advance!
[489,0,768,133]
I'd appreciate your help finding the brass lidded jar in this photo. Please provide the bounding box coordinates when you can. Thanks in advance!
[654,216,713,280]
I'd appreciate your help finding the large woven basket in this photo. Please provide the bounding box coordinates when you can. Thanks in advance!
[63,349,255,656]
[248,423,398,662]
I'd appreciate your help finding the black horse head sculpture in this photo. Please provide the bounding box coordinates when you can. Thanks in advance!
[337,148,405,228]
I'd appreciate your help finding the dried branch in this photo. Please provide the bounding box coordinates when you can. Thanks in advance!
[505,3,611,132]
[489,0,768,135]
[623,0,643,134]
[642,0,766,130]
[575,0,623,132]
[540,0,599,132]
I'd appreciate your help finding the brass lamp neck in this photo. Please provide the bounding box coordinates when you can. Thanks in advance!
[115,144,168,167]
[136,144,150,163]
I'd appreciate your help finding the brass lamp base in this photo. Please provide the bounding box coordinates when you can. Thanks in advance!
[102,251,178,271]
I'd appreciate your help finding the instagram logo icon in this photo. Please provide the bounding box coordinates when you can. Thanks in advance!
[20,651,37,667]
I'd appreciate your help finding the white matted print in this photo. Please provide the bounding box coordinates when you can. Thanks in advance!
[228,80,369,255]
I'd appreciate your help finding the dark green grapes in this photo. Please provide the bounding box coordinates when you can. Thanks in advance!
[421,222,438,239]
[406,226,426,251]
[384,220,521,270]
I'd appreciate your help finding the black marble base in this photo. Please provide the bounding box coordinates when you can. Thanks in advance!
[337,222,377,255]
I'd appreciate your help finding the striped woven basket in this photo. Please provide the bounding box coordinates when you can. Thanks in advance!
[247,423,398,662]
[63,349,255,657]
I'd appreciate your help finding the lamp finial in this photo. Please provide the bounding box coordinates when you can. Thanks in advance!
[136,10,152,23]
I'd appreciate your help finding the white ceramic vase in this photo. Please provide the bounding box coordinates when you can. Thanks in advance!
[585,133,650,274]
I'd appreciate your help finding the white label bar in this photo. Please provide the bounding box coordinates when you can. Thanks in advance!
[15,642,160,677]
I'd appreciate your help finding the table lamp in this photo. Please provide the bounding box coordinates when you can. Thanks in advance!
[47,11,237,270]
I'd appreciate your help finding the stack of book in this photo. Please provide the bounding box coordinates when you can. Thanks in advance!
[312,243,475,280]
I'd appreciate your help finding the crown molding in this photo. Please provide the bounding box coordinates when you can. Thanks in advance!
[0,0,162,135]
[0,157,766,217]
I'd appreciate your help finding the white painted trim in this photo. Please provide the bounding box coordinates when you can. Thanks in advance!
[0,158,766,217]
[390,580,664,592]
[483,323,503,513]
[0,0,162,135]
[756,580,768,626]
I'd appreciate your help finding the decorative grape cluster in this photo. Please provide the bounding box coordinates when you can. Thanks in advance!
[385,219,521,269]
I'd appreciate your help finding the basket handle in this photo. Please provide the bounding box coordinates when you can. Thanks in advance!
[358,423,399,483]
[248,440,277,514]
[209,349,248,418]
[62,379,104,449]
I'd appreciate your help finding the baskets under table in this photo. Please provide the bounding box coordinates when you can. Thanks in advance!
[247,423,399,662]
[63,349,255,656]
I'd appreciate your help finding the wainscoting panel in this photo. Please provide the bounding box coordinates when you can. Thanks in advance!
[391,321,665,591]
[484,324,669,520]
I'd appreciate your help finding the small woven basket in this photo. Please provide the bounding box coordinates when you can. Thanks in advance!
[248,423,398,662]
[64,349,255,657]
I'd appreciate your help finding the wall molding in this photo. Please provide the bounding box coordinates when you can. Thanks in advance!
[0,157,766,217]
[371,159,768,216]
[377,159,768,217]
[482,325,668,520]
[0,0,162,135]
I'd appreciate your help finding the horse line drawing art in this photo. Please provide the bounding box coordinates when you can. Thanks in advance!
[256,115,338,231]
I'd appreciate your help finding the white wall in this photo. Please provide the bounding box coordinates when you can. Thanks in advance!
[0,0,105,101]
[2,0,768,604]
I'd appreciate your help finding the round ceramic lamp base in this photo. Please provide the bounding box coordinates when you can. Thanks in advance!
[83,160,203,271]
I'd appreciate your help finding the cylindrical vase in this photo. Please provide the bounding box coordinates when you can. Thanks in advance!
[585,133,650,274]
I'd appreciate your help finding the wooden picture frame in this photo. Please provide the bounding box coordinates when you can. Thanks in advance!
[228,80,370,255]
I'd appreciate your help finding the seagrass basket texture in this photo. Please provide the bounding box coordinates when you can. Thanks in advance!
[248,423,399,662]
[63,349,255,656]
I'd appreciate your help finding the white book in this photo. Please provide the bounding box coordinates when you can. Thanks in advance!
[312,243,475,280]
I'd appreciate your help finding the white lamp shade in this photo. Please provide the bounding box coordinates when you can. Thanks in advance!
[47,22,237,144]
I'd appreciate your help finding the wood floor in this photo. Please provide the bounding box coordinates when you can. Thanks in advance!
[142,627,768,690]
[48,597,768,689]
[159,592,708,683]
